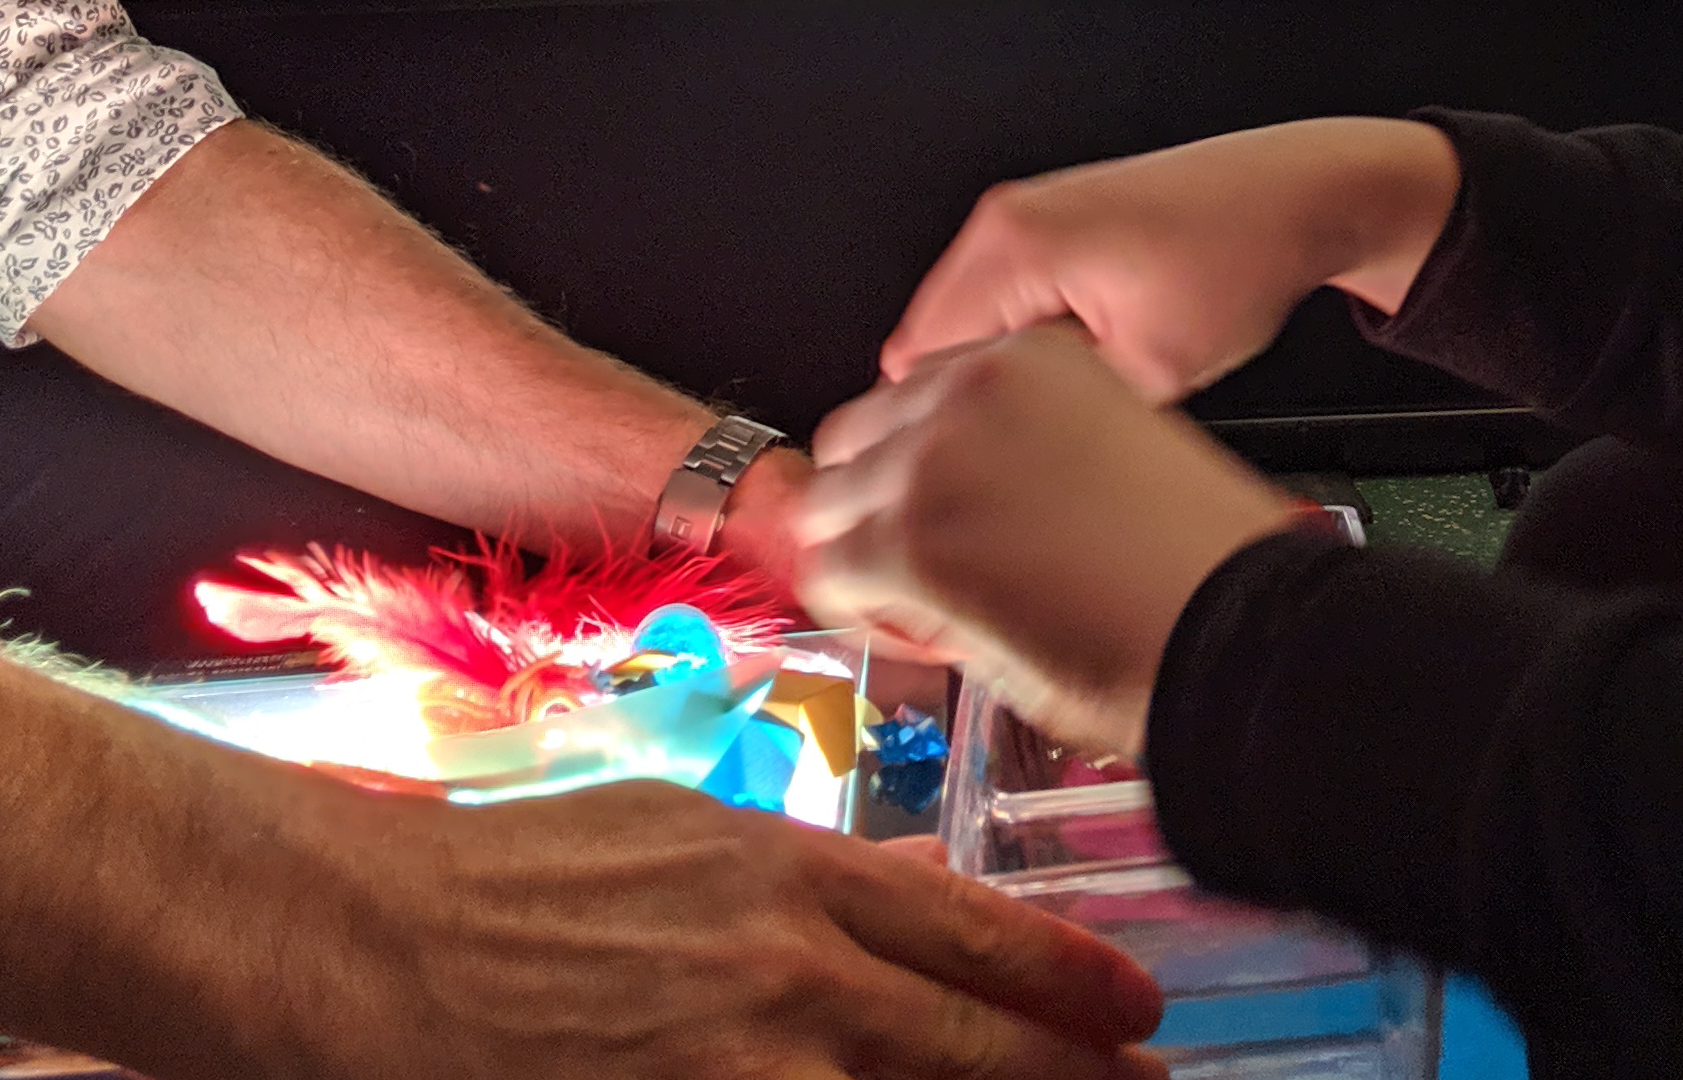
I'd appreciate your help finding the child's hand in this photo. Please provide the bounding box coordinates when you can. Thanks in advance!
[798,323,1297,758]
[882,118,1459,402]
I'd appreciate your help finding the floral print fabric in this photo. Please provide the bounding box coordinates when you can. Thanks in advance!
[0,2,241,345]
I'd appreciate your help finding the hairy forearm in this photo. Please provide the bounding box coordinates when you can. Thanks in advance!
[26,119,804,562]
[0,660,374,1077]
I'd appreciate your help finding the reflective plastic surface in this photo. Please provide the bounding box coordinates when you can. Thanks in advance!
[137,630,871,832]
[940,675,1440,1079]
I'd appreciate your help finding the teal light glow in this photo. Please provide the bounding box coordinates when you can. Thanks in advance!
[128,636,856,829]
[633,603,727,682]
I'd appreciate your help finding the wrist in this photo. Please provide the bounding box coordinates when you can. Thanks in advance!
[714,445,813,598]
[122,752,437,1080]
[1115,448,1301,727]
[0,669,274,1073]
[651,412,810,593]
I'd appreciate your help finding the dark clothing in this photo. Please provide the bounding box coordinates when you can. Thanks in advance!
[1501,437,1683,596]
[1146,110,1683,1078]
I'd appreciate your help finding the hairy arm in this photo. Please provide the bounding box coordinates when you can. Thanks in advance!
[0,654,1169,1080]
[0,4,802,580]
[27,118,807,573]
[0,657,378,1078]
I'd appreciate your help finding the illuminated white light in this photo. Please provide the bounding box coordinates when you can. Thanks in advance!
[135,646,859,830]
[219,671,442,779]
[782,734,852,828]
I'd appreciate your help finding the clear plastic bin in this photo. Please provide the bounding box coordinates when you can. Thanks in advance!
[939,674,1440,1079]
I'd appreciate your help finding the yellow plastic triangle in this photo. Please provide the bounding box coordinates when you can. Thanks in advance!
[762,671,861,777]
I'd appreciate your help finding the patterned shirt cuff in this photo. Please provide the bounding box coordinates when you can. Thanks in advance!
[0,35,244,347]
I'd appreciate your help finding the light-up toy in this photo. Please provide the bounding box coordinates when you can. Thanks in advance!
[122,541,882,829]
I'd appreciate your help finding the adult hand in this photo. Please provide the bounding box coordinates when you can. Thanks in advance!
[880,118,1459,400]
[0,660,1163,1080]
[797,324,1297,757]
[281,778,1166,1080]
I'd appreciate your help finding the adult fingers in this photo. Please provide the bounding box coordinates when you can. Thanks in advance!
[877,834,949,867]
[795,508,905,629]
[810,341,979,469]
[1118,1046,1173,1080]
[810,831,1163,1049]
[807,319,1106,562]
[824,320,1098,470]
[796,512,966,665]
[856,627,960,667]
[795,437,911,549]
[842,958,1167,1080]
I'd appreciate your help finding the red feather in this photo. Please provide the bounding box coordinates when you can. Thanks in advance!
[442,533,790,647]
[194,543,515,690]
[193,535,793,736]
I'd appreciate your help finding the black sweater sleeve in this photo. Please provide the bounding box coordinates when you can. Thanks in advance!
[1144,530,1683,1078]
[1352,108,1683,449]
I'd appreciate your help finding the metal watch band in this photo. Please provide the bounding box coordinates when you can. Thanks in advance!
[653,415,786,555]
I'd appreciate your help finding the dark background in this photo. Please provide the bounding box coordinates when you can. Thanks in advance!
[126,0,1683,470]
[7,1,1682,663]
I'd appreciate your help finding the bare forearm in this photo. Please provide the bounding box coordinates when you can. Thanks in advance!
[1308,118,1461,314]
[0,661,366,1077]
[27,120,802,558]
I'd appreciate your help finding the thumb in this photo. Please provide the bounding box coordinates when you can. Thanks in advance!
[881,227,1070,380]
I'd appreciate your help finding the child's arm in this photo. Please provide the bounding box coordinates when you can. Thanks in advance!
[1351,109,1683,450]
[1148,526,1683,1077]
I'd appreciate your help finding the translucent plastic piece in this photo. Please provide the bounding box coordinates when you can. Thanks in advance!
[939,675,1440,1079]
[139,630,871,832]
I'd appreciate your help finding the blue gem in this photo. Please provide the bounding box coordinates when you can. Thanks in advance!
[869,759,946,815]
[863,706,948,814]
[865,705,950,764]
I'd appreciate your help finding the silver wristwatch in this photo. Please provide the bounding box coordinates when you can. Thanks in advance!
[652,415,786,555]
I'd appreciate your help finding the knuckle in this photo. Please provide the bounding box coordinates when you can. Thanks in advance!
[668,1029,788,1080]
[894,491,956,580]
[1131,1048,1173,1080]
[899,430,952,495]
[891,433,955,520]
[951,348,1016,399]
[809,402,859,466]
[945,892,1014,974]
[932,993,1010,1080]
[898,430,983,544]
[970,179,1040,239]
[734,932,817,1004]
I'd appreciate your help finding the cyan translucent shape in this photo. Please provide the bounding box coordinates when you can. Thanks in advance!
[632,603,728,681]
[700,717,804,812]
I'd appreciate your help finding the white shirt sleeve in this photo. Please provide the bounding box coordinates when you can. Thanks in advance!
[0,2,243,346]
